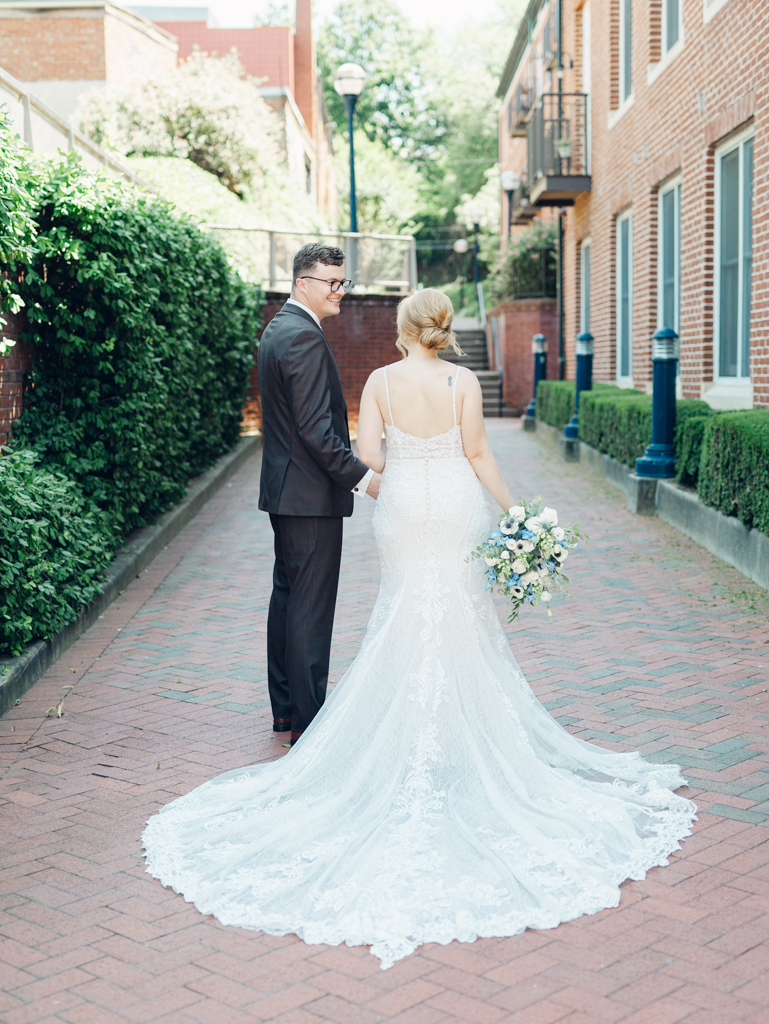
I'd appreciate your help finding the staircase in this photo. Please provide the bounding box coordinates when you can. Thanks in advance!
[439,325,515,418]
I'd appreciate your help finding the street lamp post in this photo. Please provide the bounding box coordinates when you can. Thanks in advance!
[470,209,483,294]
[499,170,521,238]
[561,330,593,461]
[523,333,548,432]
[453,237,469,313]
[333,62,366,235]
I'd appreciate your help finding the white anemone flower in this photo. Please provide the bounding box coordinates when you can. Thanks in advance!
[524,516,545,535]
[540,507,558,527]
[508,505,526,522]
[499,519,517,535]
[511,585,525,598]
[521,540,536,553]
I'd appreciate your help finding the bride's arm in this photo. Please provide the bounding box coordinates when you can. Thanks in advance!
[356,372,386,473]
[460,372,515,510]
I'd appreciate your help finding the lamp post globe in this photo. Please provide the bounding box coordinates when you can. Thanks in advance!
[453,238,469,312]
[334,63,366,235]
[469,209,483,288]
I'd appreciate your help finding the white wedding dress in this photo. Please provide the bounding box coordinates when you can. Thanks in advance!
[143,368,697,969]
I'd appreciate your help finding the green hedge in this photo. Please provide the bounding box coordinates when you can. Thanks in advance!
[578,386,712,468]
[536,380,575,430]
[1,114,263,656]
[676,414,714,486]
[13,153,262,535]
[698,411,769,535]
[0,449,115,656]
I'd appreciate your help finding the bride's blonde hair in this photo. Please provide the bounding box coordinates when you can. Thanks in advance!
[395,288,462,358]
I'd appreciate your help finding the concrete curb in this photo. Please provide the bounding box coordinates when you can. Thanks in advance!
[0,434,262,718]
[531,418,769,590]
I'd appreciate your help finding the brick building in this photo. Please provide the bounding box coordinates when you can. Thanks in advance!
[131,0,336,219]
[0,0,177,119]
[497,0,767,409]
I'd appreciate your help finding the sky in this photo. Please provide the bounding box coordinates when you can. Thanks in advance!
[205,0,498,32]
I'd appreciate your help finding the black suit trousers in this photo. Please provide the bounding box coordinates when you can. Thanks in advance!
[267,514,343,733]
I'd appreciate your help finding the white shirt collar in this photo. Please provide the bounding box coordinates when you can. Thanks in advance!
[286,297,321,329]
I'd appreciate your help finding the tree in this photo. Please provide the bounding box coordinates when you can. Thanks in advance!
[334,132,421,235]
[317,0,445,161]
[75,49,280,196]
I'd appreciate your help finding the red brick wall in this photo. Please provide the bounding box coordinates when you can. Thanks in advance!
[0,16,106,80]
[155,22,295,93]
[0,312,31,447]
[244,293,402,434]
[488,299,558,415]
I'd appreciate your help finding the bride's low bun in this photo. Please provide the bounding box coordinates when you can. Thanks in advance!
[396,288,462,358]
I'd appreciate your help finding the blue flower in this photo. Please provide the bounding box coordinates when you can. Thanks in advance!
[512,573,520,582]
[491,530,502,538]
[521,529,535,539]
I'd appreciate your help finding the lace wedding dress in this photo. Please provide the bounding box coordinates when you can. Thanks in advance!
[143,367,696,969]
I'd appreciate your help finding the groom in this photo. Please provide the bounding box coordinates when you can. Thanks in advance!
[258,244,380,746]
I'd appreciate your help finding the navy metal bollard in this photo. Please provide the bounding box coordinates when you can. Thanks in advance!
[522,334,547,431]
[563,331,594,441]
[635,327,679,478]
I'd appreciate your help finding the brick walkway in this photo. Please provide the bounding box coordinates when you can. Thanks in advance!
[2,420,768,1024]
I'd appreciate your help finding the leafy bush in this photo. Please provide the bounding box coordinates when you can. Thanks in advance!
[486,220,557,306]
[0,449,114,656]
[13,153,262,536]
[536,380,575,430]
[675,414,714,486]
[0,112,38,353]
[76,49,279,196]
[578,386,712,467]
[698,411,769,535]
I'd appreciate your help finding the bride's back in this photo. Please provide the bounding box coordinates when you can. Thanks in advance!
[382,357,458,439]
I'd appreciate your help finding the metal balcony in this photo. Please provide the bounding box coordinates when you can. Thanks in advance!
[526,93,591,206]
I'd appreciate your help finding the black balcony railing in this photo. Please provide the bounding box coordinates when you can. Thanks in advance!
[526,92,591,205]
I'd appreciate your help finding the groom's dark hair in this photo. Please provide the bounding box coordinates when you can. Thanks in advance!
[292,243,346,284]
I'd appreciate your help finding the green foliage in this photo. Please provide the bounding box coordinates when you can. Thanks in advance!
[675,414,714,486]
[76,49,279,196]
[0,448,114,656]
[13,152,262,536]
[536,381,575,431]
[487,219,557,305]
[698,411,769,535]
[334,132,422,234]
[0,110,39,352]
[317,0,444,162]
[578,386,712,467]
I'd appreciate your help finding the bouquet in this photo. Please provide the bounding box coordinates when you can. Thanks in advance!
[470,497,585,620]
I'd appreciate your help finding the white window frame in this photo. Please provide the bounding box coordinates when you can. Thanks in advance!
[615,210,633,385]
[657,178,681,334]
[713,126,753,386]
[703,0,732,24]
[663,0,683,54]
[580,238,591,334]
[619,0,633,105]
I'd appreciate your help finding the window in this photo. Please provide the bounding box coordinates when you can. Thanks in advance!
[716,132,753,379]
[616,211,633,380]
[620,0,633,103]
[658,180,680,333]
[663,0,680,53]
[580,239,591,333]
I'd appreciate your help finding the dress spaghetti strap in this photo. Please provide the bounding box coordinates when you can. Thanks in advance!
[382,366,395,426]
[452,365,461,427]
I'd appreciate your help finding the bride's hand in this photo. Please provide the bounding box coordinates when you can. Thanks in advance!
[366,472,382,500]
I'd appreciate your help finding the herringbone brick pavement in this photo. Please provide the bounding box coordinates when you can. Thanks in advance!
[1,420,768,1024]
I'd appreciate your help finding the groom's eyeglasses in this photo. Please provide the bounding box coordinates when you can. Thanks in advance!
[300,276,352,293]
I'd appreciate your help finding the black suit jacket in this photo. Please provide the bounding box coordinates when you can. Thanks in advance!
[258,303,367,517]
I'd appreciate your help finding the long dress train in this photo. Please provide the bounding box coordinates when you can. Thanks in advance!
[142,368,696,969]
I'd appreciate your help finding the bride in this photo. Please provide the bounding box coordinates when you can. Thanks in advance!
[143,288,696,970]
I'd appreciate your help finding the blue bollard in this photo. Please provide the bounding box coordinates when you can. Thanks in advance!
[523,334,547,431]
[635,327,679,478]
[563,331,594,441]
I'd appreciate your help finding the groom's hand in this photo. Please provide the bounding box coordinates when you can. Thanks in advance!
[366,473,382,500]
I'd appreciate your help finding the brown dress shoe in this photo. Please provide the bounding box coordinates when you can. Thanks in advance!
[273,718,291,732]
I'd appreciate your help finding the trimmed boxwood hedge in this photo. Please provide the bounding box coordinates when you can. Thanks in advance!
[698,410,769,536]
[536,380,575,430]
[676,414,714,486]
